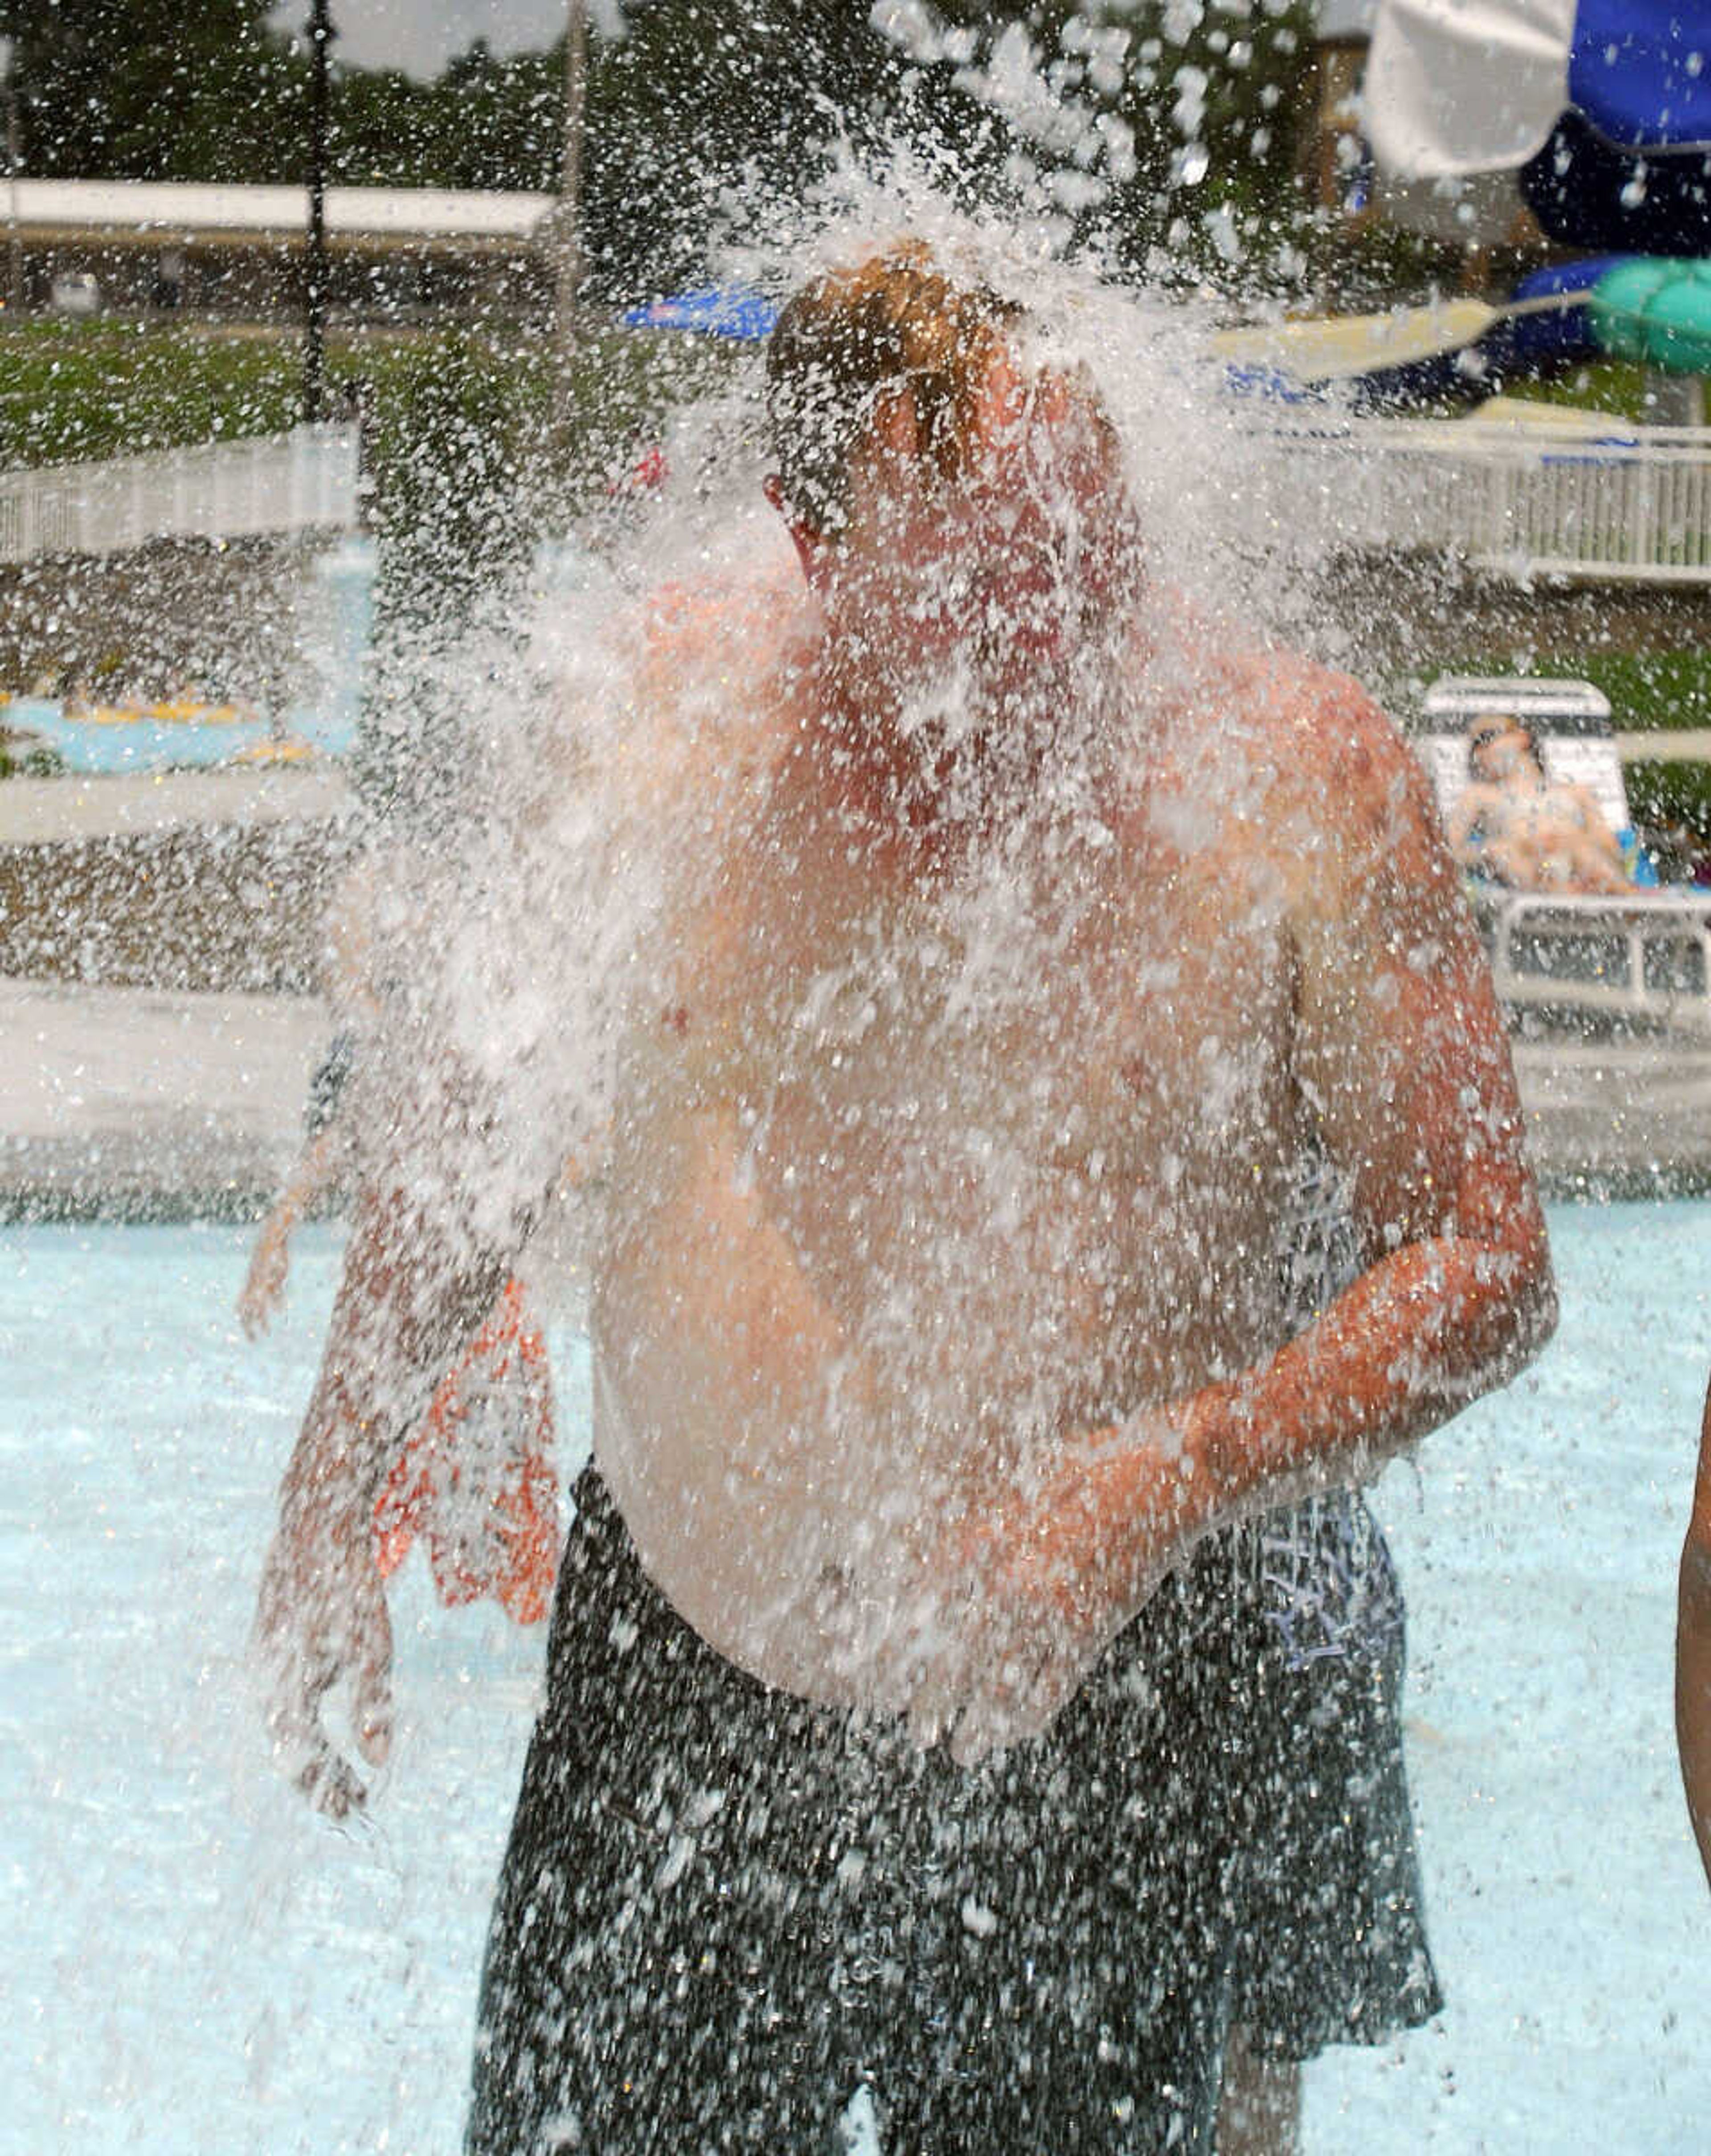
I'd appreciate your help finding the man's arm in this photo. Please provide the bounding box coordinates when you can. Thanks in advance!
[1189,703,1555,1507]
[1444,780,1495,863]
[1677,1376,1711,1886]
[252,1070,525,1817]
[954,699,1555,1757]
[238,1122,350,1339]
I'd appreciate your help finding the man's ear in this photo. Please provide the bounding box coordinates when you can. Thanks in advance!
[765,474,833,590]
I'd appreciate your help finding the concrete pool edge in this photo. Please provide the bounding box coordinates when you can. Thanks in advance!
[5,981,1711,1218]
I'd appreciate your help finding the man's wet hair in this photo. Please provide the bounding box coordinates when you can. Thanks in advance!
[765,241,1022,539]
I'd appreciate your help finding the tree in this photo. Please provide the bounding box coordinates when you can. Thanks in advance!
[872,0,1318,282]
[0,0,1320,294]
[2,0,303,182]
[565,0,1319,298]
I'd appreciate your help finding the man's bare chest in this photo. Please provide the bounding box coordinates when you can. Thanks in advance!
[699,851,1300,1205]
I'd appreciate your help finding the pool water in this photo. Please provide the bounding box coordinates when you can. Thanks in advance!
[1,535,616,777]
[2,546,371,775]
[4,695,360,773]
[3,1205,1707,2151]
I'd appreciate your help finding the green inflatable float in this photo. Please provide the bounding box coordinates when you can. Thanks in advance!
[1589,259,1711,376]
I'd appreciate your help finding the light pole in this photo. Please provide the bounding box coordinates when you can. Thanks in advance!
[553,0,588,425]
[304,0,333,421]
[0,37,22,318]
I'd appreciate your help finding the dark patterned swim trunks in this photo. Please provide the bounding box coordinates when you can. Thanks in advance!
[469,1471,1257,2156]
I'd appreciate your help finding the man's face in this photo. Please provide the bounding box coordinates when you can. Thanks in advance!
[826,344,1131,683]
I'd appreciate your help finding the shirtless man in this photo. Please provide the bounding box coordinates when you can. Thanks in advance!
[1677,1373,1711,1887]
[254,244,1555,2152]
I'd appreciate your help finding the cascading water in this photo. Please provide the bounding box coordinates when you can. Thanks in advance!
[5,8,1710,2152]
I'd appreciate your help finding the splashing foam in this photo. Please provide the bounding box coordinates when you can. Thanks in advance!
[354,143,1371,1735]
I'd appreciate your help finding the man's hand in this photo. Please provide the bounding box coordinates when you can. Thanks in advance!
[890,1410,1199,1765]
[246,1165,522,1813]
[238,1213,291,1340]
[253,1490,393,1819]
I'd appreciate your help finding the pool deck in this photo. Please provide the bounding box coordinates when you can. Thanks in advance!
[0,977,328,1217]
[4,768,1711,1211]
[5,973,1711,1215]
[1511,1034,1711,1195]
[0,766,358,844]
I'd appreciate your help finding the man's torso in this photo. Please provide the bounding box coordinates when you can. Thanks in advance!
[585,598,1347,1706]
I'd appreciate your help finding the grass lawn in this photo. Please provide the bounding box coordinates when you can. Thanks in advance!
[0,314,745,491]
[1494,358,1655,423]
[1382,641,1711,840]
[1396,644,1711,735]
[0,319,307,467]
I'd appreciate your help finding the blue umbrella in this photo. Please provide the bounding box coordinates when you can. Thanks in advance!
[1363,1,1711,253]
[618,287,779,340]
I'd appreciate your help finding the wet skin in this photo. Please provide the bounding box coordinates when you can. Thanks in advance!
[255,337,1555,1808]
[597,604,1552,1760]
[1676,1373,1711,1887]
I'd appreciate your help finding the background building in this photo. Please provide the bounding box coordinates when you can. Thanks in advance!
[0,179,555,324]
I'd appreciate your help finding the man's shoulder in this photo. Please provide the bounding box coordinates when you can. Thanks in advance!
[639,560,811,677]
[1142,599,1396,767]
[1233,643,1396,764]
[1151,633,1441,903]
[626,564,815,793]
[1230,644,1430,834]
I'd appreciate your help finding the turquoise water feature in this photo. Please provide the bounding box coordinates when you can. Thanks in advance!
[3,1204,1705,2151]
[3,693,359,773]
[2,542,372,774]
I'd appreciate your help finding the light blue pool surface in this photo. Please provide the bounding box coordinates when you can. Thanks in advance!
[1,535,619,777]
[3,543,372,776]
[3,1203,1707,2151]
[3,696,360,773]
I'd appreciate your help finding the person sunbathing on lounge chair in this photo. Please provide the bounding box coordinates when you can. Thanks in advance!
[1449,715,1630,894]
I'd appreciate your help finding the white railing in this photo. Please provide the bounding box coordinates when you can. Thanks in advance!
[0,424,360,563]
[1482,890,1711,1033]
[1260,418,1711,585]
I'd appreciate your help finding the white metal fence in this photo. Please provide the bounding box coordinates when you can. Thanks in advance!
[0,424,360,564]
[4,410,1705,585]
[1484,890,1711,1035]
[1259,417,1711,585]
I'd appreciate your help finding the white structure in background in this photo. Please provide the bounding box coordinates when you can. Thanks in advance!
[1365,0,1573,172]
[0,179,556,321]
[0,424,360,563]
[1364,0,1577,240]
[4,178,556,248]
[1249,411,1711,585]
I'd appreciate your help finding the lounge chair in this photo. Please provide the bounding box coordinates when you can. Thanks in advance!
[1412,675,1711,1037]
